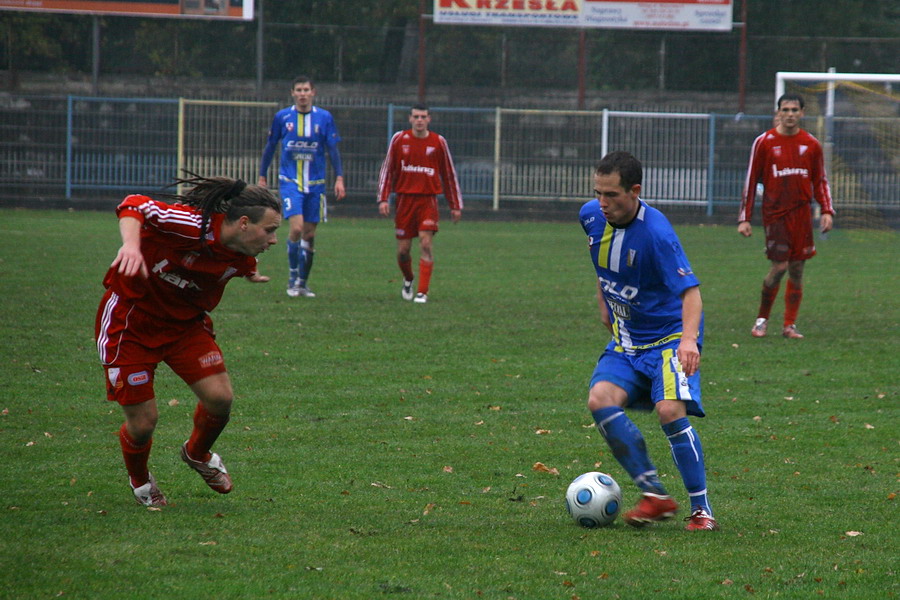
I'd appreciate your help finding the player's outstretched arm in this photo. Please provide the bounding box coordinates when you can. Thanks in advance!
[111,215,148,278]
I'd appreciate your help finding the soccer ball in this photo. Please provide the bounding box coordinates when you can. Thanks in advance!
[565,471,622,528]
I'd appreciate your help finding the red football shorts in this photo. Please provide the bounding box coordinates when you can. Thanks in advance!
[95,289,227,405]
[764,208,816,262]
[394,194,439,239]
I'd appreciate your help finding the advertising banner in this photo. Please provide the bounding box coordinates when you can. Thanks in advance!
[0,0,254,20]
[434,0,732,31]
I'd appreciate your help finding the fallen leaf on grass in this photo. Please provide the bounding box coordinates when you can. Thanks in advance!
[535,428,551,435]
[199,541,217,546]
[532,462,559,475]
[844,531,863,537]
[423,503,436,515]
[168,399,179,407]
[371,481,393,489]
[442,466,454,473]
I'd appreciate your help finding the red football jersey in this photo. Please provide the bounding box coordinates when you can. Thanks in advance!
[376,129,462,210]
[102,195,258,322]
[739,128,834,224]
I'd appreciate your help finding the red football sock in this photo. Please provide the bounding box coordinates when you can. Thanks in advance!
[758,282,780,320]
[418,259,434,295]
[398,255,414,282]
[119,424,151,488]
[784,279,803,326]
[186,403,230,463]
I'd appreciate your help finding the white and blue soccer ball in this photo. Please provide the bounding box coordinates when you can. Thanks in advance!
[565,471,622,528]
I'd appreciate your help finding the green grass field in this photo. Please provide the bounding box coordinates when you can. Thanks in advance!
[0,208,897,599]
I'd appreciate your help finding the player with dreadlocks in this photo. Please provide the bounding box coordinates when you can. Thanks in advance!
[95,173,281,507]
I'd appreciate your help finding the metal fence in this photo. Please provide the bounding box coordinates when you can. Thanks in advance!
[1,94,897,228]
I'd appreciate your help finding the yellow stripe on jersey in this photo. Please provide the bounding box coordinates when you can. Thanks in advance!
[597,222,614,270]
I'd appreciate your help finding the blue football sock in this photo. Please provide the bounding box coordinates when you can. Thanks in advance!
[299,240,314,282]
[287,240,302,273]
[592,406,668,496]
[663,417,712,515]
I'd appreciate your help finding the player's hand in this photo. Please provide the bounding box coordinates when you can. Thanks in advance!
[378,201,391,217]
[676,338,700,377]
[334,176,346,201]
[820,213,833,234]
[246,272,270,283]
[450,209,461,223]
[111,245,148,278]
[737,221,752,237]
[257,176,267,188]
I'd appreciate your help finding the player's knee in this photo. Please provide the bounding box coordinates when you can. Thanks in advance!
[202,393,233,416]
[587,384,620,412]
[656,400,687,424]
[126,415,157,443]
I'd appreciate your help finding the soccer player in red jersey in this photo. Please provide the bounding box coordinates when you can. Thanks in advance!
[377,104,463,303]
[95,174,281,506]
[738,93,835,339]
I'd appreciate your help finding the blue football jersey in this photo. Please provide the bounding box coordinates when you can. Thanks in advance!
[579,199,703,352]
[259,105,343,193]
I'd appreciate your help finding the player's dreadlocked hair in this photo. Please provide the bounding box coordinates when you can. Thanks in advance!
[162,171,280,242]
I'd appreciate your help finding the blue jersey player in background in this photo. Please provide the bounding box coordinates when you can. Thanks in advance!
[579,151,719,531]
[259,75,345,298]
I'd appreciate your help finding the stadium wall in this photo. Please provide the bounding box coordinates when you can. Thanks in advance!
[2,91,897,229]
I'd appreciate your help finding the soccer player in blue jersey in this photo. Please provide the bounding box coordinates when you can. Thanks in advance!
[579,151,718,531]
[259,75,345,298]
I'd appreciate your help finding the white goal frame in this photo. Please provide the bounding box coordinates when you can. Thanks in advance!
[775,70,900,117]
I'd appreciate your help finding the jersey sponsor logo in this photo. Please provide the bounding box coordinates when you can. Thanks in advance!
[151,259,203,291]
[287,140,318,162]
[771,165,809,178]
[607,298,632,320]
[127,371,150,386]
[598,276,638,301]
[198,351,223,369]
[401,160,435,177]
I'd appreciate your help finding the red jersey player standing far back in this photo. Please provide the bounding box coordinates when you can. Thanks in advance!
[377,104,462,304]
[738,93,835,339]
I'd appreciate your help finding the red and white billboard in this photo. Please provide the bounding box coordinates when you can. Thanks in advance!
[0,0,254,20]
[434,0,733,31]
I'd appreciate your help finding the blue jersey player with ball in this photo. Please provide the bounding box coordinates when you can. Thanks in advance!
[579,151,718,531]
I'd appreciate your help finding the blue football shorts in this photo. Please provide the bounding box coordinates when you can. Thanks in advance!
[279,182,327,223]
[589,338,705,417]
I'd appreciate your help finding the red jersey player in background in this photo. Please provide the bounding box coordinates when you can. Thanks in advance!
[377,104,462,303]
[95,173,281,506]
[738,93,835,339]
